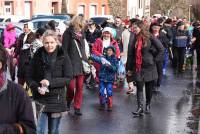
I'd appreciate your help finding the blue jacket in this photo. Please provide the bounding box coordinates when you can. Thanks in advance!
[91,54,118,82]
[173,29,191,47]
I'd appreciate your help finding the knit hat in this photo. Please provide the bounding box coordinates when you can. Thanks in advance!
[102,27,113,34]
[106,45,116,54]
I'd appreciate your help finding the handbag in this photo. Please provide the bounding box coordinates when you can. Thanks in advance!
[74,39,91,74]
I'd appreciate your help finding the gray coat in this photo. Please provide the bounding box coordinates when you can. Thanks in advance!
[62,26,88,76]
[126,34,164,82]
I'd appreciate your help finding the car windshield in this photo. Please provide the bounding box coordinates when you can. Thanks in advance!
[33,21,49,29]
[32,15,71,21]
[0,18,4,22]
[90,17,108,25]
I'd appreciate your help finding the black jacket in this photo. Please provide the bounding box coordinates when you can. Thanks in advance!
[192,28,200,52]
[16,32,35,78]
[26,46,73,113]
[126,34,164,82]
[0,80,36,134]
[62,26,88,76]
[85,29,102,44]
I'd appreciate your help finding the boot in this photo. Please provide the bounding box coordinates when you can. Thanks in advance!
[132,105,143,116]
[145,104,150,114]
[74,108,82,116]
[99,104,105,111]
[132,92,143,116]
[66,101,71,111]
[107,96,113,112]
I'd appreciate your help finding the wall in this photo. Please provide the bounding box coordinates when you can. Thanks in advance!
[68,0,110,19]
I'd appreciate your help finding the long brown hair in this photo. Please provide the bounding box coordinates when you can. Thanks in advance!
[70,15,85,32]
[134,20,150,46]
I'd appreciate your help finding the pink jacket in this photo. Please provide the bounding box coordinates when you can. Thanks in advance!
[3,29,16,48]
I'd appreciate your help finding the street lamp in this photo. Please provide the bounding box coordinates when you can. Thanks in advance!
[189,4,192,22]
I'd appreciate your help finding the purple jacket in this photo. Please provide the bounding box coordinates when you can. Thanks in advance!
[3,29,16,48]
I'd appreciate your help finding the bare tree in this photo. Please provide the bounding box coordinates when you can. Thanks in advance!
[151,0,189,17]
[61,0,67,14]
[108,0,127,18]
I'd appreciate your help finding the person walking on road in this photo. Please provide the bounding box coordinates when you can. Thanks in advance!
[126,20,164,117]
[62,15,89,116]
[26,30,73,134]
[0,45,36,134]
[90,46,118,111]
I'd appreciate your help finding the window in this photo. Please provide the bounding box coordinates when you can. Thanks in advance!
[52,2,59,14]
[77,5,85,16]
[102,5,106,15]
[90,5,97,18]
[4,1,13,15]
[139,0,143,9]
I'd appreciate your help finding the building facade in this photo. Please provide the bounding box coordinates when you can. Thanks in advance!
[0,0,110,19]
[67,0,110,19]
[127,0,150,18]
[0,0,62,19]
[0,0,150,20]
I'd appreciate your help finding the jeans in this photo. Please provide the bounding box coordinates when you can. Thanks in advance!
[99,82,113,104]
[37,112,61,134]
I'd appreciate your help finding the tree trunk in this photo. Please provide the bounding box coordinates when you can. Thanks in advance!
[61,0,67,14]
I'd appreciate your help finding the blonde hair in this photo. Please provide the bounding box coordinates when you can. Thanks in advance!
[70,15,85,31]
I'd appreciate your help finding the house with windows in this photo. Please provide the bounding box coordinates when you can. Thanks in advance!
[127,0,150,18]
[67,0,110,19]
[0,0,150,20]
[0,0,62,19]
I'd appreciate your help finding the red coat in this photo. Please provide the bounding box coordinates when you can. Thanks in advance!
[92,38,120,58]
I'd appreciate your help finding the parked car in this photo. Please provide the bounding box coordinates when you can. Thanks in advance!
[31,14,71,22]
[90,15,114,26]
[0,15,28,23]
[29,18,67,34]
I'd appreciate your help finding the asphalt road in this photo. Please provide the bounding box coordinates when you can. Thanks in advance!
[59,67,199,134]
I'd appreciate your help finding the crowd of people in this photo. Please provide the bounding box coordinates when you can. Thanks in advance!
[0,14,200,133]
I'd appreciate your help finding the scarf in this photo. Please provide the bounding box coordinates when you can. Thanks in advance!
[135,36,143,73]
[69,26,82,41]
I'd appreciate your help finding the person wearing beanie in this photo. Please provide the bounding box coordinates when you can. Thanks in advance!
[150,22,170,91]
[15,23,35,85]
[92,27,120,86]
[172,21,191,73]
[3,23,17,81]
[90,45,118,111]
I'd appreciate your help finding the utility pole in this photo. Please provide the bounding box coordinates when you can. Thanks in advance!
[188,4,192,22]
